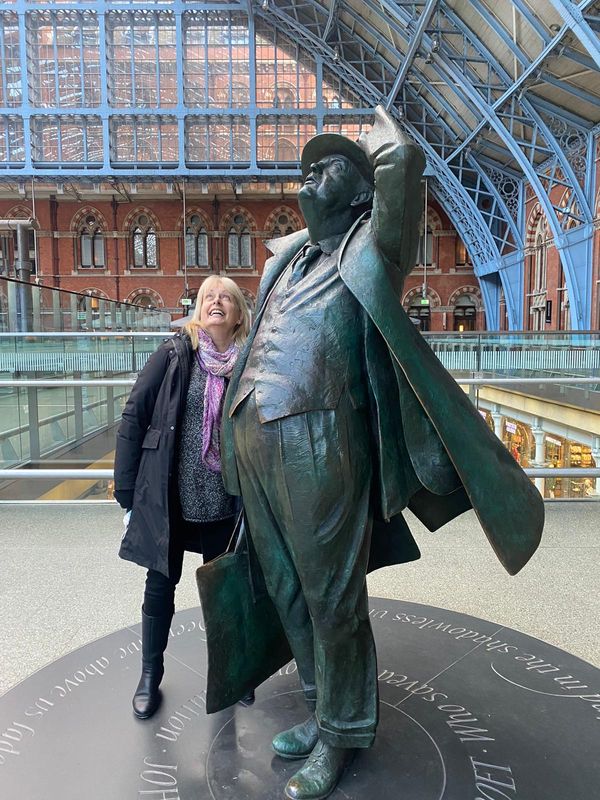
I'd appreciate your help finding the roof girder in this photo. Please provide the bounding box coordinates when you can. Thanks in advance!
[272,0,520,256]
[258,1,504,276]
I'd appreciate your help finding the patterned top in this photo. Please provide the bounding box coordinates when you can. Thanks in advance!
[177,358,237,523]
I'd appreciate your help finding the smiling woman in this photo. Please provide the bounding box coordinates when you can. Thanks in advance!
[113,274,251,720]
[184,275,250,352]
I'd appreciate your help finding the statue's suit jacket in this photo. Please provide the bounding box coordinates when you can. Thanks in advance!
[222,133,543,577]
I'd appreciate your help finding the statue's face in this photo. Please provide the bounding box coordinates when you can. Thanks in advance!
[298,154,362,216]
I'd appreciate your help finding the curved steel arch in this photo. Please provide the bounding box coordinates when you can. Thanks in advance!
[2,0,596,326]
[547,0,600,67]
[327,0,595,327]
[258,1,515,327]
[317,0,523,256]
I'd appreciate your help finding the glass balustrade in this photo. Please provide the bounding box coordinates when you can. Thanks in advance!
[0,275,171,334]
[1,328,598,503]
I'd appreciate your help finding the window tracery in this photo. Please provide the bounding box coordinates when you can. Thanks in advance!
[78,214,105,269]
[227,213,252,268]
[130,213,157,268]
[185,213,209,268]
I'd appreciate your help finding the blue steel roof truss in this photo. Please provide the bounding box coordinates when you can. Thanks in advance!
[0,0,597,328]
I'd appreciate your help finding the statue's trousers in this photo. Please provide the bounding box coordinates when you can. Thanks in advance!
[233,390,378,748]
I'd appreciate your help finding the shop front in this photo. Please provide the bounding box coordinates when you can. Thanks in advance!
[502,419,533,468]
[545,435,596,499]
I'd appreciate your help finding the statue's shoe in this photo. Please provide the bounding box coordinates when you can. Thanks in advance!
[284,740,355,800]
[272,714,319,759]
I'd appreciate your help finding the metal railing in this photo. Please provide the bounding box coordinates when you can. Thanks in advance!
[1,275,171,333]
[0,373,598,503]
[1,331,598,503]
[3,330,599,378]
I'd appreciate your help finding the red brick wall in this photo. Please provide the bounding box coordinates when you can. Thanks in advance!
[8,191,582,332]
[0,193,482,325]
[523,148,600,331]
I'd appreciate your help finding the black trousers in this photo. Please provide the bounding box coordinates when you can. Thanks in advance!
[143,515,236,617]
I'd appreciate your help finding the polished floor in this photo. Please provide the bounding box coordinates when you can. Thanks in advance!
[1,501,598,696]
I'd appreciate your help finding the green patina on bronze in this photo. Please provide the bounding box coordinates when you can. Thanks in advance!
[199,105,543,797]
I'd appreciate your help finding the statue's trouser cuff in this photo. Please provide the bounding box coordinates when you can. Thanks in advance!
[301,678,317,710]
[233,391,377,745]
[317,719,375,749]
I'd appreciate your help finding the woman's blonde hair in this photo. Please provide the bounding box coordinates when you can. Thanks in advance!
[183,275,251,349]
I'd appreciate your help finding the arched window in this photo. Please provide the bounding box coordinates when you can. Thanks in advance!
[557,264,571,331]
[133,294,154,308]
[453,293,477,332]
[499,287,508,331]
[455,237,468,266]
[227,214,252,268]
[127,289,163,309]
[276,137,297,161]
[529,220,548,331]
[534,232,547,292]
[131,214,157,268]
[408,299,430,331]
[274,87,296,109]
[270,211,296,238]
[185,214,209,268]
[79,214,105,269]
[416,226,433,266]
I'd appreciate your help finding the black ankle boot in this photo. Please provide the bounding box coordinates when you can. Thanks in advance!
[132,609,172,719]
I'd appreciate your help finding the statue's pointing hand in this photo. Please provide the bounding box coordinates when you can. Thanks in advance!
[358,105,417,163]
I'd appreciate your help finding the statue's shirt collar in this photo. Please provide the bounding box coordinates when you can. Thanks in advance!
[311,232,346,255]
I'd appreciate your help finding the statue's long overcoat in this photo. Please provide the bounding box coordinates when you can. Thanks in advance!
[221,123,543,576]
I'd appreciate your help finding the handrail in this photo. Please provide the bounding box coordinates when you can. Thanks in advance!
[0,470,114,479]
[2,330,600,337]
[0,376,598,388]
[0,331,174,338]
[0,379,136,387]
[1,468,598,480]
[0,391,129,440]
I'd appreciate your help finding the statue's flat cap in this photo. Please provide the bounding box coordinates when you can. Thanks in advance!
[301,133,374,186]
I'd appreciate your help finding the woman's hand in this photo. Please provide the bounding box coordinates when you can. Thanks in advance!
[114,488,134,511]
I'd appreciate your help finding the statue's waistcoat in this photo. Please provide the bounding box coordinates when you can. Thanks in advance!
[222,222,543,575]
[230,252,366,423]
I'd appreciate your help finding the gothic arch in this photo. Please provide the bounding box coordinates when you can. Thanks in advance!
[79,287,109,300]
[402,285,442,308]
[5,204,34,220]
[448,285,483,310]
[122,206,162,232]
[176,207,212,232]
[126,288,164,308]
[264,205,303,234]
[178,289,198,306]
[69,206,108,233]
[421,206,443,232]
[526,205,550,248]
[219,206,258,233]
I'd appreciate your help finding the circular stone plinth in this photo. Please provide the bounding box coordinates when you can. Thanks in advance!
[1,599,598,799]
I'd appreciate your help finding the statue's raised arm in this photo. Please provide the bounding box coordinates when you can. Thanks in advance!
[360,106,426,286]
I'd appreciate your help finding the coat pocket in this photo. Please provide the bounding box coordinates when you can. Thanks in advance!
[142,428,161,449]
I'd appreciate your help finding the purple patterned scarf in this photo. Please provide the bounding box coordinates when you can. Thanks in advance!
[196,327,239,472]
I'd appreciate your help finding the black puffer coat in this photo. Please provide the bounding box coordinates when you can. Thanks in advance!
[115,333,193,577]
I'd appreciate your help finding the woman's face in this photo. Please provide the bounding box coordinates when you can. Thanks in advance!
[199,282,242,343]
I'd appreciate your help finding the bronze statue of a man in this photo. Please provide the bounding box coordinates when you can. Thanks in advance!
[219,106,543,800]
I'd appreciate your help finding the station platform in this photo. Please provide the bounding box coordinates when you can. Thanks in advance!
[2,598,598,799]
[1,502,598,695]
[1,503,599,797]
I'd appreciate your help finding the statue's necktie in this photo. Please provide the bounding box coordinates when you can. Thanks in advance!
[288,244,322,286]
